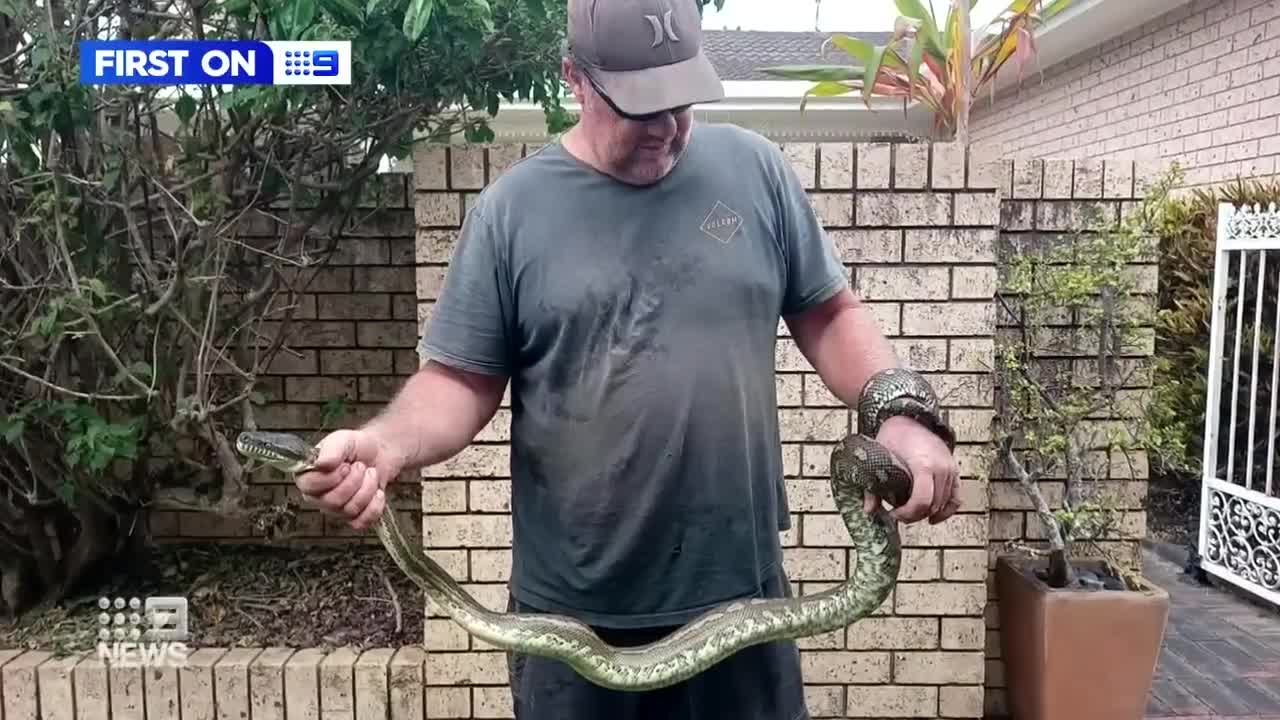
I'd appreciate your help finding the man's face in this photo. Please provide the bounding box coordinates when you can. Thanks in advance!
[564,59,693,185]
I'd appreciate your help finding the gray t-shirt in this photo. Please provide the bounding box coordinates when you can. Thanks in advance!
[419,122,847,628]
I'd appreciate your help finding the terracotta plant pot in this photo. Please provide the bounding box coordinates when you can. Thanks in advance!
[995,554,1170,720]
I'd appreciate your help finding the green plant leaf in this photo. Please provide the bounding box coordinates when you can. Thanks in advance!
[894,0,943,54]
[402,0,434,42]
[828,34,875,64]
[285,0,317,38]
[318,0,364,26]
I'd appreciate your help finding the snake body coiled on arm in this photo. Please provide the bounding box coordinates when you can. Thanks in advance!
[234,367,954,692]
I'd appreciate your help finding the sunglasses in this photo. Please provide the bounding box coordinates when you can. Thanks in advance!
[580,69,690,122]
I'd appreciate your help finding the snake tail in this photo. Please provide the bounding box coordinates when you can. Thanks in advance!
[233,366,953,691]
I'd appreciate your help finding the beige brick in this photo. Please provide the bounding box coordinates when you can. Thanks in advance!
[425,687,470,718]
[387,648,426,720]
[857,267,950,300]
[967,144,1006,191]
[891,338,949,371]
[942,617,987,649]
[777,374,804,405]
[413,145,447,189]
[1104,159,1135,198]
[780,409,848,442]
[786,478,837,512]
[954,192,1001,226]
[775,339,810,371]
[423,480,467,513]
[865,302,901,335]
[248,648,295,720]
[845,616,939,650]
[894,651,985,684]
[1042,159,1074,199]
[472,686,512,718]
[929,372,995,407]
[944,549,990,581]
[352,651,390,720]
[809,192,854,226]
[846,685,938,717]
[782,143,817,187]
[36,654,81,720]
[469,480,512,511]
[421,445,509,477]
[895,143,929,188]
[801,442,840,475]
[803,686,845,717]
[800,652,891,683]
[802,513,854,546]
[952,266,999,299]
[857,193,952,226]
[783,547,846,581]
[901,548,941,580]
[425,618,472,651]
[450,147,485,189]
[819,142,854,188]
[856,143,892,188]
[932,142,967,189]
[830,229,902,263]
[895,582,987,615]
[902,302,996,336]
[949,338,994,372]
[948,409,994,443]
[72,655,109,720]
[471,548,512,581]
[904,229,997,263]
[414,192,461,227]
[320,647,357,720]
[424,652,508,685]
[1012,159,1043,198]
[181,649,227,720]
[940,685,985,718]
[424,514,511,548]
[1074,159,1104,198]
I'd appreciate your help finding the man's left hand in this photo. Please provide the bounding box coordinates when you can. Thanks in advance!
[868,415,961,524]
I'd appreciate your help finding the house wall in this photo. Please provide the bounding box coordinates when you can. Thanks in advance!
[410,140,1159,718]
[970,0,1280,190]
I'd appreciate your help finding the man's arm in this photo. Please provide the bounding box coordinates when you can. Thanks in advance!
[786,288,959,524]
[362,359,508,473]
[784,287,897,407]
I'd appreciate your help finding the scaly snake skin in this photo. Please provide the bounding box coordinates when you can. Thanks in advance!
[234,367,953,691]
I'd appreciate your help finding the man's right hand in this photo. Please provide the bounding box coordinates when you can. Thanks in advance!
[295,428,403,530]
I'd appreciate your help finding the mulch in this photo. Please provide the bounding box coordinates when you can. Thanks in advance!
[0,541,427,654]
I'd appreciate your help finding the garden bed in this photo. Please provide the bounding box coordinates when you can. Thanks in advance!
[0,541,427,653]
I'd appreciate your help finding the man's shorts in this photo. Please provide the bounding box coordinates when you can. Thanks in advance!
[504,565,811,720]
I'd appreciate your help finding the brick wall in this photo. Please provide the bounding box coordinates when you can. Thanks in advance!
[148,179,425,545]
[970,0,1280,190]
[981,158,1161,718]
[413,141,982,718]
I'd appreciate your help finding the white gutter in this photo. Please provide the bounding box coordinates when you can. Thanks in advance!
[429,80,937,145]
[981,0,1196,97]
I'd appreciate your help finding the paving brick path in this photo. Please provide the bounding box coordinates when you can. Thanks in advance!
[1143,546,1280,719]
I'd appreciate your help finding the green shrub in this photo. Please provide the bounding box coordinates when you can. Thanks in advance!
[1147,174,1280,541]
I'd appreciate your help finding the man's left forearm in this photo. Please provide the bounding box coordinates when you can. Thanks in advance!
[785,287,899,407]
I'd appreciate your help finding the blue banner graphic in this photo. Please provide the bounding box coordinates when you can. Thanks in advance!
[79,40,351,86]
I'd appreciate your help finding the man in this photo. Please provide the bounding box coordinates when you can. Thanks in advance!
[294,0,960,717]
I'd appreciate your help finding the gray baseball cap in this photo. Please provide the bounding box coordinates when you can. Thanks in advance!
[568,0,725,115]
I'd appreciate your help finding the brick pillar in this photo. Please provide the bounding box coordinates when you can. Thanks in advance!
[412,140,1000,718]
[982,157,1162,718]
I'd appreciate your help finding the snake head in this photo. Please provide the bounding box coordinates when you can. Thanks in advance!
[235,431,318,471]
[829,434,914,511]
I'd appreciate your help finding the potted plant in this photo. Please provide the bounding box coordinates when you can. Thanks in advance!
[989,171,1179,720]
[759,0,1075,143]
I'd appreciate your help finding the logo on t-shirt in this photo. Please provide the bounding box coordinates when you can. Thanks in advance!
[700,200,743,244]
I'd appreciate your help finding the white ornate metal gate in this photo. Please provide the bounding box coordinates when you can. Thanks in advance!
[1198,202,1280,606]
